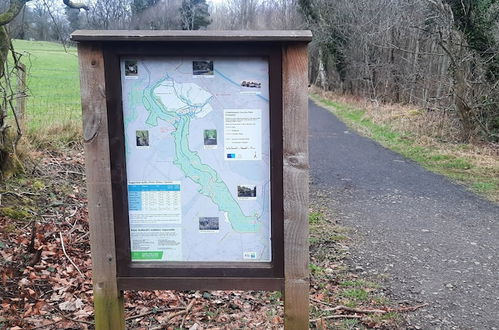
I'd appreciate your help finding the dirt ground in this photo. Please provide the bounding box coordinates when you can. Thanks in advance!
[0,143,422,329]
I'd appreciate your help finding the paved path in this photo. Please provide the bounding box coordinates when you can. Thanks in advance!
[309,99,499,329]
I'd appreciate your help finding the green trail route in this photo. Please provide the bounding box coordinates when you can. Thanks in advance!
[142,76,260,233]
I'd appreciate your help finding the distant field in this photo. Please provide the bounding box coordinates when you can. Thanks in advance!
[12,40,81,129]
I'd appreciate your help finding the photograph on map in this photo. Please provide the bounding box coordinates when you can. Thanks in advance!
[124,60,138,77]
[203,129,217,148]
[237,185,257,199]
[240,80,262,88]
[199,217,219,231]
[240,80,262,95]
[193,60,214,76]
[136,130,149,147]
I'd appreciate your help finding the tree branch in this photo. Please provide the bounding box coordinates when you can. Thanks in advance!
[63,0,90,11]
[0,0,29,26]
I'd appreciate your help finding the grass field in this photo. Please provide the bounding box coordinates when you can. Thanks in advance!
[311,92,499,202]
[12,39,81,130]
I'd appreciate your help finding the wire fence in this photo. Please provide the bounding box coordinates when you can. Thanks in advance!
[22,68,81,130]
[9,40,82,132]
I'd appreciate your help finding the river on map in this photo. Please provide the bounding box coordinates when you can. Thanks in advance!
[142,76,261,233]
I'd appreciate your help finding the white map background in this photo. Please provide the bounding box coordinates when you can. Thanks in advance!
[121,57,272,262]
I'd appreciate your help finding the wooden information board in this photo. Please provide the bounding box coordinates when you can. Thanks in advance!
[73,30,311,329]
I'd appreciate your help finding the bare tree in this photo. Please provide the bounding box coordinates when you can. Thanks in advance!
[209,0,302,30]
[130,0,183,30]
[180,0,211,30]
[87,0,132,29]
[300,0,498,141]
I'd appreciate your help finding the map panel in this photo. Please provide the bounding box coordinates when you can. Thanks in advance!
[120,57,271,262]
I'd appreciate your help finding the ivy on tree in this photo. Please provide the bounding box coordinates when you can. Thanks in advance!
[444,0,499,82]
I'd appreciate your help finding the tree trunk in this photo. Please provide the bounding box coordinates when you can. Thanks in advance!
[454,63,475,141]
[409,37,420,104]
[0,26,10,156]
[0,0,29,175]
[316,47,328,90]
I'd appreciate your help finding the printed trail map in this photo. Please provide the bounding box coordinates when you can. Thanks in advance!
[121,57,272,262]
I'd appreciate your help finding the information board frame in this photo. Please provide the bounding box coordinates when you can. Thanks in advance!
[74,30,311,329]
[103,42,284,290]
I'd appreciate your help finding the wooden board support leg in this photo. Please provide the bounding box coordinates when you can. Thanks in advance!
[282,43,310,329]
[77,43,125,330]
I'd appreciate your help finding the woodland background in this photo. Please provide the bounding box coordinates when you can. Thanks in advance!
[2,0,498,145]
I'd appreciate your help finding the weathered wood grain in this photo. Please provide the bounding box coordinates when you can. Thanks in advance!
[282,42,310,329]
[78,43,125,330]
[71,30,313,42]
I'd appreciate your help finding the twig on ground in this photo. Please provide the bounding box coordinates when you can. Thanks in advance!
[150,297,197,330]
[310,314,364,322]
[311,298,428,314]
[1,191,40,198]
[323,305,387,314]
[59,170,85,176]
[59,232,84,277]
[310,298,335,307]
[125,307,184,321]
[59,312,94,326]
[387,303,429,312]
[64,210,76,226]
[66,208,80,233]
[73,231,89,243]
[32,319,63,329]
[50,305,95,326]
[180,296,197,328]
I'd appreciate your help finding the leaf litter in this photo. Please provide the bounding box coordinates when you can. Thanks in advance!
[0,148,283,329]
[0,147,421,329]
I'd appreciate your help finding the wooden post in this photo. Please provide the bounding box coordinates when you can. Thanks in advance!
[282,43,310,329]
[77,43,125,330]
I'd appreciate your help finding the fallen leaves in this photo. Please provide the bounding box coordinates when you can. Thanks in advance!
[0,146,422,329]
[0,149,285,329]
[0,149,94,328]
[58,298,84,312]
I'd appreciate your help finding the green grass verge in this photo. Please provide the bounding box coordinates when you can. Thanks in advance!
[11,39,81,130]
[310,93,499,202]
[308,210,401,327]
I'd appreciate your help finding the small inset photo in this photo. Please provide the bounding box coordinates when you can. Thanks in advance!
[124,60,138,78]
[241,80,262,88]
[237,185,257,200]
[199,217,219,232]
[193,60,214,76]
[240,80,262,95]
[136,130,149,147]
[203,129,217,149]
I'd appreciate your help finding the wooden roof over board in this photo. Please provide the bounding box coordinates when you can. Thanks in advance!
[70,30,313,43]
